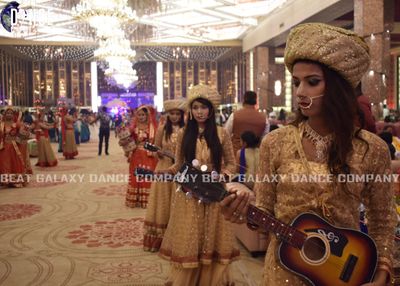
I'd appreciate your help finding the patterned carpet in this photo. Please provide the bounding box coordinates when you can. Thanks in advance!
[0,137,263,286]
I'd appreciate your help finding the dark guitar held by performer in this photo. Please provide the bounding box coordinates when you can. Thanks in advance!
[134,162,228,204]
[144,142,175,162]
[135,162,378,286]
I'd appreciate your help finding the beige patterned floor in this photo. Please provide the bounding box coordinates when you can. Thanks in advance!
[0,136,264,286]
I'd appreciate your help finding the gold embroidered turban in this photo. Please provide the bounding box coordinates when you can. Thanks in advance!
[163,98,186,112]
[284,23,370,88]
[187,84,221,109]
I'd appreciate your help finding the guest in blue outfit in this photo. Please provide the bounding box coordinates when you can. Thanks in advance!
[80,115,90,143]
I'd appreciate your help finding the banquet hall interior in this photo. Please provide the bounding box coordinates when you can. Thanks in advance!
[0,0,399,285]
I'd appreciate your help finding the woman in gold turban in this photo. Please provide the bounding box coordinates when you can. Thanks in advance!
[159,85,239,285]
[143,99,186,252]
[221,23,396,286]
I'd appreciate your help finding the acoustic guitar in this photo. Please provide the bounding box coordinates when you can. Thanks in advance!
[134,163,378,286]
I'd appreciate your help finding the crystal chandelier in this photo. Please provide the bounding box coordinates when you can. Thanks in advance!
[72,0,137,38]
[105,58,138,89]
[95,34,138,89]
[73,0,138,89]
[111,69,138,89]
[94,35,136,62]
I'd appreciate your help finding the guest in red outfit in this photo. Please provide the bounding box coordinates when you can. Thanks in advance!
[126,105,158,208]
[0,107,30,187]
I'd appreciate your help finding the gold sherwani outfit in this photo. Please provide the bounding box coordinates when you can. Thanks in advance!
[159,126,239,286]
[255,124,396,285]
[143,124,181,251]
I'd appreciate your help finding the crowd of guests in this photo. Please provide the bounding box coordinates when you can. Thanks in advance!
[0,22,399,286]
[0,105,129,187]
[0,107,73,187]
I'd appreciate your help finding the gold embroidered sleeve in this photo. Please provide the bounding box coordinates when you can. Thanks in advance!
[154,125,164,148]
[254,132,279,215]
[168,128,184,174]
[221,128,236,175]
[362,139,396,268]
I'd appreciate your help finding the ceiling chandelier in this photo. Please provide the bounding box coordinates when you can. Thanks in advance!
[94,35,136,62]
[105,59,138,89]
[72,0,137,38]
[108,69,138,89]
[96,34,138,89]
[73,0,138,89]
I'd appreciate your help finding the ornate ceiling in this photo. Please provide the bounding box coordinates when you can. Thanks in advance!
[2,0,399,61]
[0,0,290,43]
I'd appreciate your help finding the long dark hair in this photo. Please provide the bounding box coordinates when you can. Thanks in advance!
[181,98,223,172]
[291,60,368,176]
[164,110,185,141]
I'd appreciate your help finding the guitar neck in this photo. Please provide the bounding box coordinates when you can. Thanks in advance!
[246,205,306,249]
[217,186,306,249]
[135,164,305,249]
[145,143,175,160]
[160,150,175,160]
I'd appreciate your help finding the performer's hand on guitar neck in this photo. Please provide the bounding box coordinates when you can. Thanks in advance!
[220,183,253,224]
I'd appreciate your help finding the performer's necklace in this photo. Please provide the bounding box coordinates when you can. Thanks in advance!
[303,122,333,162]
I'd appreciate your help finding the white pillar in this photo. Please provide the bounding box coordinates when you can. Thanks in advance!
[91,62,98,112]
[234,64,238,104]
[155,62,164,112]
[249,50,254,90]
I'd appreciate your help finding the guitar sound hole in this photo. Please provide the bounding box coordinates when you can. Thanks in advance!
[302,236,326,262]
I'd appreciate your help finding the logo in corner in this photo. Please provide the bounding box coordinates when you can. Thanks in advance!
[1,1,20,32]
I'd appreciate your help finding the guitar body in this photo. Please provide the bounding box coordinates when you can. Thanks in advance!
[278,213,377,286]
